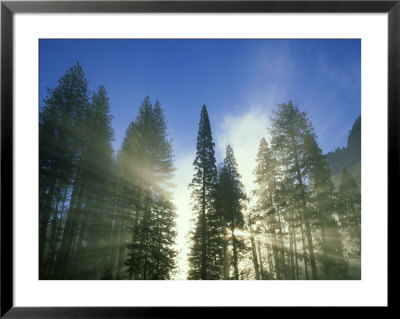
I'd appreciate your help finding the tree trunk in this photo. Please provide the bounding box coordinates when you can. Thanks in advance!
[132,187,142,280]
[277,207,287,279]
[201,147,207,280]
[265,242,274,279]
[250,235,260,280]
[143,244,148,280]
[115,184,127,279]
[303,212,318,279]
[289,221,295,279]
[48,187,68,277]
[155,238,162,280]
[45,193,62,278]
[269,224,281,280]
[39,179,57,278]
[71,206,89,278]
[231,222,239,280]
[289,125,318,280]
[319,217,327,280]
[223,225,230,280]
[300,222,309,280]
[53,167,82,279]
[248,217,260,280]
[257,240,264,279]
[293,224,300,280]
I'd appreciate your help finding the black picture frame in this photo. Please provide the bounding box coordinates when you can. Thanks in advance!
[1,0,395,317]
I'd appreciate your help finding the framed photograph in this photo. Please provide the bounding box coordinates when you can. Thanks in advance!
[1,0,395,316]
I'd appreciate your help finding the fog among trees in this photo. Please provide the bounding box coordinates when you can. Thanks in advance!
[39,63,361,280]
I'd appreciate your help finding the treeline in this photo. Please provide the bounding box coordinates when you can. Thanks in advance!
[39,63,177,279]
[326,116,361,188]
[187,103,361,280]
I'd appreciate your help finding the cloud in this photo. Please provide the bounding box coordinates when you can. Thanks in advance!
[215,107,270,195]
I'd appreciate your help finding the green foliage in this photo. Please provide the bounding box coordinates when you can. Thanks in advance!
[39,65,177,280]
[308,139,348,279]
[218,145,247,279]
[39,63,117,279]
[119,96,177,280]
[188,105,223,280]
[253,138,283,279]
[268,101,321,279]
[250,101,356,280]
[219,145,246,227]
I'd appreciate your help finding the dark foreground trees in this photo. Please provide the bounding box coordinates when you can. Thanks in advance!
[119,97,177,280]
[187,109,247,280]
[185,102,360,280]
[39,64,176,279]
[218,145,246,280]
[187,105,223,280]
[39,63,116,279]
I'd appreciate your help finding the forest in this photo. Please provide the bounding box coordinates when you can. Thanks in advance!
[39,63,361,280]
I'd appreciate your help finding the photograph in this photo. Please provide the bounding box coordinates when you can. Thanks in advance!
[39,39,361,281]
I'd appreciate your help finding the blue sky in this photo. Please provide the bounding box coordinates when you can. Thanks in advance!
[40,39,360,278]
[40,39,360,158]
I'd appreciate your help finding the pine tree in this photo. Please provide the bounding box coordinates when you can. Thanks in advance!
[253,137,284,279]
[269,101,321,279]
[218,145,246,280]
[117,96,154,279]
[149,196,177,279]
[40,62,90,279]
[188,105,222,280]
[246,210,261,280]
[306,134,348,279]
[39,67,177,280]
[70,85,116,279]
[118,96,177,280]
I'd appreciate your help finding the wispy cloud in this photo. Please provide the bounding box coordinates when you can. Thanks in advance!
[216,107,270,195]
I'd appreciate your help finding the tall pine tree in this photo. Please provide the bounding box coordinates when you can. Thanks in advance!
[188,105,222,280]
[253,137,285,279]
[69,85,116,279]
[40,62,90,279]
[269,101,321,279]
[118,96,177,280]
[306,134,348,279]
[40,64,117,279]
